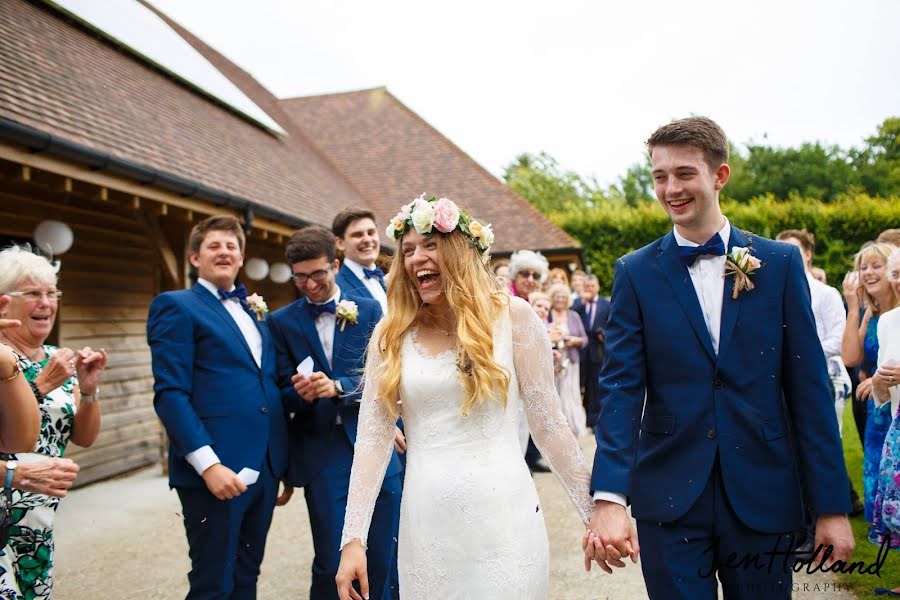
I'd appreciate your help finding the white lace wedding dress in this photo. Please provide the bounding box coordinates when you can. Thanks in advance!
[341,298,595,598]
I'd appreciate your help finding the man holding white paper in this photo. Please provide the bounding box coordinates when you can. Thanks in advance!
[269,225,401,600]
[147,216,289,600]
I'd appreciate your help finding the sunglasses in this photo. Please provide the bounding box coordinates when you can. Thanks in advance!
[517,271,542,280]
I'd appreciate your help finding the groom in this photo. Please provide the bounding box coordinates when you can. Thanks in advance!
[586,117,853,599]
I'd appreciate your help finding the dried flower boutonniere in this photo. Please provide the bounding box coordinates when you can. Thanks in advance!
[724,246,762,299]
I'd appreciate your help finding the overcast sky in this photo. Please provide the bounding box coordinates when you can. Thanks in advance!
[151,0,900,186]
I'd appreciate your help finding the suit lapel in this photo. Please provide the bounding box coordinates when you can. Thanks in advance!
[296,299,333,377]
[192,284,258,367]
[656,233,716,361]
[716,227,749,367]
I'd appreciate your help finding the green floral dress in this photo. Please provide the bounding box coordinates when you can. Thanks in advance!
[0,346,77,600]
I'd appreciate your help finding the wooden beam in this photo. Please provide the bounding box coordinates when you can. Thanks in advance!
[93,186,109,202]
[54,177,73,194]
[20,165,31,182]
[134,209,181,287]
[132,195,141,209]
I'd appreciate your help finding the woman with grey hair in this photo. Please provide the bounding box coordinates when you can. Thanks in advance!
[0,245,107,599]
[507,249,549,301]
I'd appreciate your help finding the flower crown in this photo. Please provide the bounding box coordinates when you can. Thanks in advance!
[385,194,494,258]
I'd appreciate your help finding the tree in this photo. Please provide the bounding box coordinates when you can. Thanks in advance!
[503,152,602,213]
[851,117,900,197]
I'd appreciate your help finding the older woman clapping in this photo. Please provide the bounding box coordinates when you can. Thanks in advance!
[508,249,549,301]
[0,245,106,600]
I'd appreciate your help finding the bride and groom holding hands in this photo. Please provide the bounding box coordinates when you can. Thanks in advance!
[149,115,854,600]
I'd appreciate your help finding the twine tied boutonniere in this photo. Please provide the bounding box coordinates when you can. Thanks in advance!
[724,246,762,299]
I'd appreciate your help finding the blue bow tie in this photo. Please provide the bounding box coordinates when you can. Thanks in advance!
[363,266,385,283]
[218,284,248,303]
[308,300,336,319]
[677,233,726,266]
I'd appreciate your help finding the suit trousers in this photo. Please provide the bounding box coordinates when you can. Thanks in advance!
[177,459,279,600]
[638,455,800,600]
[305,427,402,600]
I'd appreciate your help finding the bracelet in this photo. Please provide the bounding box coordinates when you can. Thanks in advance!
[80,388,99,403]
[28,380,43,402]
[0,365,19,382]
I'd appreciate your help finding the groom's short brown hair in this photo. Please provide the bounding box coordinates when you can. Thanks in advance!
[647,116,729,172]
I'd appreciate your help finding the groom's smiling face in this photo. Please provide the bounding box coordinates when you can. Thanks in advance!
[651,145,729,234]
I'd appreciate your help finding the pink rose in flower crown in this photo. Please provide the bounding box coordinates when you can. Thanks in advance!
[432,197,461,233]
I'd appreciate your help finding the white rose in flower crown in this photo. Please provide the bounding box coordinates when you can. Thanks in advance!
[410,201,435,234]
[479,223,495,247]
[469,220,483,237]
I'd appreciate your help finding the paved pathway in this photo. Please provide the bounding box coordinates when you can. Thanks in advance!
[54,436,854,599]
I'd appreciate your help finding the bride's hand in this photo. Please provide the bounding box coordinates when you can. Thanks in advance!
[335,539,369,600]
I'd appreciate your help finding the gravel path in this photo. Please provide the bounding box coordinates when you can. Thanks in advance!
[53,436,854,599]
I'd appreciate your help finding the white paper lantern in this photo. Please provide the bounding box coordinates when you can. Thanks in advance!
[269,262,292,284]
[244,257,269,281]
[33,220,74,255]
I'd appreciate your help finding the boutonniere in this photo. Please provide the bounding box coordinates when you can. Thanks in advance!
[335,300,359,331]
[724,246,762,299]
[246,293,269,321]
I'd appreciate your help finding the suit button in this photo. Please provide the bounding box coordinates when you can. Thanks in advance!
[714,379,723,389]
[260,407,269,414]
[707,428,716,439]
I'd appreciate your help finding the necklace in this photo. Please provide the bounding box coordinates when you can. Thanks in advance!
[1,334,42,362]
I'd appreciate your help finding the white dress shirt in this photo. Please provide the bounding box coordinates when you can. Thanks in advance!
[185,278,263,476]
[874,308,900,417]
[806,272,846,359]
[311,288,341,369]
[344,258,388,313]
[593,219,731,507]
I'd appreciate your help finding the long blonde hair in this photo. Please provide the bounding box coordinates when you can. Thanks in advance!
[374,230,510,417]
[855,242,899,316]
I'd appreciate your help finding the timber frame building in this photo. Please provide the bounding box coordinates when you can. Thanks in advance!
[0,0,581,485]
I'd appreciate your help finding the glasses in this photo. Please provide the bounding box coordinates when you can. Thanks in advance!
[890,270,900,282]
[517,271,542,280]
[6,289,62,302]
[291,270,330,284]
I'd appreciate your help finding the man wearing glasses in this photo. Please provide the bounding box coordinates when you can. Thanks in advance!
[268,225,402,600]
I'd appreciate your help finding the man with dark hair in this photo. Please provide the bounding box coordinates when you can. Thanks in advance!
[148,214,289,599]
[575,274,610,426]
[333,208,387,313]
[269,225,402,600]
[586,117,853,599]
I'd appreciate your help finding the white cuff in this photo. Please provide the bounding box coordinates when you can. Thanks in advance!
[185,445,220,476]
[593,491,627,507]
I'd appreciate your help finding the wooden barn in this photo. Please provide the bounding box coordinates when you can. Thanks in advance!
[0,0,581,485]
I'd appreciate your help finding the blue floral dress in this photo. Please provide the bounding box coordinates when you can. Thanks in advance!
[0,346,77,600]
[863,316,891,522]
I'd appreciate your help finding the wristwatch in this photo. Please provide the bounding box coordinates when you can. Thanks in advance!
[4,460,17,491]
[333,379,343,396]
[80,387,99,403]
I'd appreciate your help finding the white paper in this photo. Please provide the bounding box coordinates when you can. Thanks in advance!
[237,467,259,486]
[296,356,314,378]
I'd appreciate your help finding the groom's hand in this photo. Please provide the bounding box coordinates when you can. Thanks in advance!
[814,514,855,567]
[586,500,639,572]
[202,464,247,500]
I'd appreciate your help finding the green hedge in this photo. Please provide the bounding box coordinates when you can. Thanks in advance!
[551,194,900,293]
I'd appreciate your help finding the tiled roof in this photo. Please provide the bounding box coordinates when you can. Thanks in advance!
[280,88,580,254]
[0,0,369,226]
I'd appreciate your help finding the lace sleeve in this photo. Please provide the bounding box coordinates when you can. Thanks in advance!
[510,297,594,524]
[340,329,397,550]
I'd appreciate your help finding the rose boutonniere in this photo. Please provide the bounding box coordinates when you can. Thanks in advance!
[245,293,269,321]
[724,246,762,299]
[336,300,359,332]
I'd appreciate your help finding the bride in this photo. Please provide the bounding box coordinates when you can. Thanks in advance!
[336,195,595,599]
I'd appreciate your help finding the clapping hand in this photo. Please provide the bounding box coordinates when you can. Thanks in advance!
[0,296,21,330]
[75,346,107,395]
[14,458,80,497]
[857,378,874,402]
[842,272,863,304]
[34,347,76,396]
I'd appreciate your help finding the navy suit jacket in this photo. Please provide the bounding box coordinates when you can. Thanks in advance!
[268,291,402,488]
[591,227,851,533]
[147,284,289,489]
[335,263,383,303]
[575,296,611,365]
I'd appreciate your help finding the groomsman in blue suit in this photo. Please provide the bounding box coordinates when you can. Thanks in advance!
[333,208,388,314]
[586,117,854,599]
[269,225,402,600]
[147,215,289,600]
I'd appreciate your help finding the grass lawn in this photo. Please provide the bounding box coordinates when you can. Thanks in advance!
[839,401,898,598]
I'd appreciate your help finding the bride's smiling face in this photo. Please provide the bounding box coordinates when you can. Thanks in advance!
[401,229,446,305]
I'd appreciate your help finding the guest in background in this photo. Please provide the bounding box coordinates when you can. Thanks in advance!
[842,242,899,522]
[867,248,900,596]
[0,244,106,600]
[547,284,588,437]
[811,266,828,284]
[570,270,587,307]
[528,291,551,323]
[878,229,900,247]
[548,268,569,289]
[575,274,610,427]
[492,260,510,289]
[333,208,387,313]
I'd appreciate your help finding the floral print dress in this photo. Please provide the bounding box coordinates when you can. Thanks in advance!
[0,346,77,600]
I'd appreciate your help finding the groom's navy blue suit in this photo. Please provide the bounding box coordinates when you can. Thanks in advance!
[269,291,402,600]
[148,283,289,600]
[592,226,850,598]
